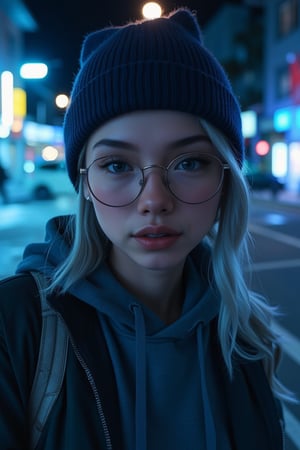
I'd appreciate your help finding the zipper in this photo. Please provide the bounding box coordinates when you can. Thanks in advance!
[52,308,113,449]
[69,335,113,450]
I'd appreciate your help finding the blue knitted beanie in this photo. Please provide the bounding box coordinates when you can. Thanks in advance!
[64,8,244,188]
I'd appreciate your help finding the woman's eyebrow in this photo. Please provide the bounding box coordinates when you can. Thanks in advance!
[92,134,212,152]
[169,135,212,149]
[92,138,136,151]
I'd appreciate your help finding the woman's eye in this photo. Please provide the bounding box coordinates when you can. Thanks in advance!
[108,161,131,173]
[174,153,214,171]
[176,158,207,171]
[98,160,133,174]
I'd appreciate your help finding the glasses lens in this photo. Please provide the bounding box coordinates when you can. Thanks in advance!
[86,157,143,206]
[85,152,226,207]
[167,152,225,204]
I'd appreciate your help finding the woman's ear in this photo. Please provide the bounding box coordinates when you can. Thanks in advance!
[78,172,90,200]
[83,182,90,200]
[77,144,91,200]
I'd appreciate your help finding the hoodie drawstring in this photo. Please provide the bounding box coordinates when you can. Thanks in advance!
[131,305,216,450]
[131,304,147,450]
[197,323,217,450]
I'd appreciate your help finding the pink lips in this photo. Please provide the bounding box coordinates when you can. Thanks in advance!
[133,225,181,250]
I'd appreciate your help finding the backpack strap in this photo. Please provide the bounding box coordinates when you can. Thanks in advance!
[29,271,69,449]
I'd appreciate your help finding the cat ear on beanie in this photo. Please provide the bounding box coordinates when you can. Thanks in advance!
[64,8,244,190]
[80,28,119,64]
[168,8,202,41]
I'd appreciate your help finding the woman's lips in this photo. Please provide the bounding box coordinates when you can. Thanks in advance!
[133,226,181,250]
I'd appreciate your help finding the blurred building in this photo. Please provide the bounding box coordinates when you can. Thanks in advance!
[263,0,300,192]
[203,3,262,111]
[0,0,37,75]
[0,1,66,194]
[0,0,37,177]
[204,0,300,192]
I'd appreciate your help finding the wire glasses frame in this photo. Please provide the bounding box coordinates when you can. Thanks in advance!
[80,152,230,207]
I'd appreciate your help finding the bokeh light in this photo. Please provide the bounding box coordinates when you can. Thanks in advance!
[142,2,162,19]
[55,94,69,109]
[20,63,48,79]
[42,145,59,161]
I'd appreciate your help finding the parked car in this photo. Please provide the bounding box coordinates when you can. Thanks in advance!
[245,172,285,197]
[25,161,74,200]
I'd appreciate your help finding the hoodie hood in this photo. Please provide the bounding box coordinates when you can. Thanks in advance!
[16,215,72,277]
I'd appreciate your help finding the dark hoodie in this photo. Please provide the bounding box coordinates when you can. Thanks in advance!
[13,215,283,449]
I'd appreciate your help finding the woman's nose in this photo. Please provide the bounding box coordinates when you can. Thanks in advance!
[136,170,174,215]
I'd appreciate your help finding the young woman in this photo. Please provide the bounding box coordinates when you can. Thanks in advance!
[0,8,293,450]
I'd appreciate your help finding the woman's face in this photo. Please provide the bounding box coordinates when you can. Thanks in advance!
[84,110,224,276]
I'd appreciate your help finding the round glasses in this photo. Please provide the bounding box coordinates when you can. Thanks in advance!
[80,152,230,207]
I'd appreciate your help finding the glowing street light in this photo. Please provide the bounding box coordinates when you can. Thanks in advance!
[20,63,48,80]
[19,62,49,122]
[1,71,14,127]
[55,94,69,109]
[0,71,14,138]
[42,145,59,161]
[142,2,162,19]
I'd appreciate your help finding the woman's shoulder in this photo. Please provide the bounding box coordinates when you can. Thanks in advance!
[0,271,37,289]
[0,273,45,426]
[0,273,43,380]
[0,273,41,333]
[0,272,39,305]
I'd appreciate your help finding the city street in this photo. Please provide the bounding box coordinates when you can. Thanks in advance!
[249,196,300,450]
[0,194,300,448]
[0,195,77,279]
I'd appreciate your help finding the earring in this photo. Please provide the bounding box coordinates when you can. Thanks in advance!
[86,195,90,201]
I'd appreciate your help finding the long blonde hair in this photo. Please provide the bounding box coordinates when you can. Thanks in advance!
[51,119,294,402]
[201,121,293,402]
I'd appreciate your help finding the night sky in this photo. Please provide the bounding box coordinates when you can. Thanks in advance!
[22,0,242,96]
